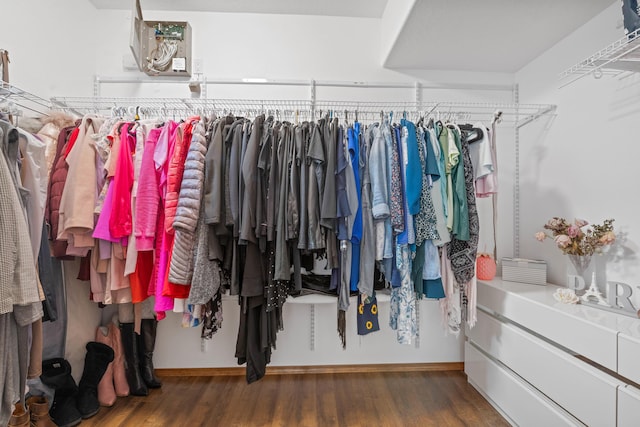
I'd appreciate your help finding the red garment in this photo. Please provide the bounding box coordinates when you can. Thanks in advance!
[47,126,78,258]
[109,123,136,239]
[164,117,199,234]
[129,250,154,303]
[161,238,191,300]
[62,127,80,158]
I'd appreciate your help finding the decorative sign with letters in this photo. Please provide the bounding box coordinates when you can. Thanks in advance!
[568,274,640,318]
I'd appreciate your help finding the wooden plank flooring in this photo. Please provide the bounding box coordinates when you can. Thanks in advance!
[80,371,508,427]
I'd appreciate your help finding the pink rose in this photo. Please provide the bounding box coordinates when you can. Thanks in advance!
[575,218,588,228]
[599,231,616,245]
[547,218,562,229]
[567,225,581,238]
[554,234,571,248]
[535,232,546,242]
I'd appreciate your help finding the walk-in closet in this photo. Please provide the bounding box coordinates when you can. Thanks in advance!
[2,1,640,426]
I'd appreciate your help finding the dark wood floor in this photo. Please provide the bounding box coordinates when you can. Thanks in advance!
[81,371,508,427]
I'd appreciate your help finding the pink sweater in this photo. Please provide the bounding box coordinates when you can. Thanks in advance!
[135,128,162,251]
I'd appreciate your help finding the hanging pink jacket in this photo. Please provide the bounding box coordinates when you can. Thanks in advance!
[93,181,120,243]
[135,127,162,251]
[110,122,136,239]
[151,121,179,316]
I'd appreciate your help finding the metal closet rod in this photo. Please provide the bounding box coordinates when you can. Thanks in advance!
[52,97,551,111]
[50,97,556,128]
[94,75,514,92]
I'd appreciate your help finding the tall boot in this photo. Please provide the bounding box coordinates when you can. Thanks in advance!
[120,322,148,396]
[95,326,117,406]
[139,318,162,388]
[26,395,57,427]
[76,342,114,419]
[108,321,130,397]
[40,358,82,427]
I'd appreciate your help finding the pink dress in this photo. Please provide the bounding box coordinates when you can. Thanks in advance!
[152,121,179,317]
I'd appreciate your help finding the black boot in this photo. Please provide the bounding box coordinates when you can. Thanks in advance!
[139,319,162,388]
[76,341,114,419]
[40,358,82,427]
[120,322,148,396]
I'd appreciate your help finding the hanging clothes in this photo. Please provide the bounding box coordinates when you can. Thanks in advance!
[25,103,497,382]
[0,119,45,427]
[58,115,105,255]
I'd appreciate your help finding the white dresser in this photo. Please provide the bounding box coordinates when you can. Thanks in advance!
[465,279,640,427]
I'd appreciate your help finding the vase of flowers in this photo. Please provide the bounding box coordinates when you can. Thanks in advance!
[566,254,593,286]
[535,217,615,291]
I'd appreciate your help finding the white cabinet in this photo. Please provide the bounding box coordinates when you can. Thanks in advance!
[467,280,640,427]
[617,385,640,427]
[618,334,640,385]
[476,280,618,370]
[465,342,581,427]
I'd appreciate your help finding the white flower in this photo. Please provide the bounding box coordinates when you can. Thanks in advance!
[553,288,579,304]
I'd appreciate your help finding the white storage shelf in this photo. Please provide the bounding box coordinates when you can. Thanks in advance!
[466,279,640,427]
[559,28,640,88]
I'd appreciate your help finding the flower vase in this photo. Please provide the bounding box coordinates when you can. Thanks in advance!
[566,255,593,292]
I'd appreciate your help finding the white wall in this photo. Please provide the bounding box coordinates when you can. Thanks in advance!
[516,2,640,309]
[2,2,517,370]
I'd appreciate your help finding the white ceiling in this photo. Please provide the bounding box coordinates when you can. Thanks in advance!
[89,0,389,18]
[89,0,616,73]
[385,0,616,72]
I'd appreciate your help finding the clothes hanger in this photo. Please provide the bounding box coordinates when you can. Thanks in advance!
[492,109,503,125]
[462,125,484,143]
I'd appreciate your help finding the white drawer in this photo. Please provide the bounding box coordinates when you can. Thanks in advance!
[618,385,640,427]
[618,333,640,385]
[468,309,621,427]
[477,282,618,370]
[465,342,582,427]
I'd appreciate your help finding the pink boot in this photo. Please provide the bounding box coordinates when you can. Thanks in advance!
[109,321,130,397]
[95,326,117,406]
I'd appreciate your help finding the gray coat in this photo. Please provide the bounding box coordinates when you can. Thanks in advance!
[0,122,42,318]
[169,121,207,285]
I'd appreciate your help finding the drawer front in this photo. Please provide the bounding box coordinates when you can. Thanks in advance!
[618,385,640,427]
[477,282,618,370]
[465,342,582,427]
[468,309,620,427]
[618,333,640,385]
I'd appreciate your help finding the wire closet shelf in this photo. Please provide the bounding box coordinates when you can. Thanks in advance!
[50,97,556,128]
[559,28,640,88]
[1,81,62,116]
